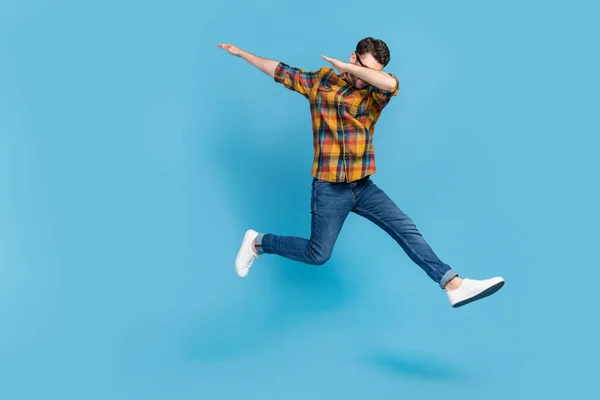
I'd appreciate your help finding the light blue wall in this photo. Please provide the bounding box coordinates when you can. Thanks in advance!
[1,0,598,398]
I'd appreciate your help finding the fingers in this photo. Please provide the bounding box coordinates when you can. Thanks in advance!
[218,44,240,56]
[322,55,339,67]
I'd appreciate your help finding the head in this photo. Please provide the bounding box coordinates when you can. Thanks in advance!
[349,37,391,89]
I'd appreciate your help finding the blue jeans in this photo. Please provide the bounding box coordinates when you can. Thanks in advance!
[255,176,458,289]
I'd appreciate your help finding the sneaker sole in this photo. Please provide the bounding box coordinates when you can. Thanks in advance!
[452,280,505,308]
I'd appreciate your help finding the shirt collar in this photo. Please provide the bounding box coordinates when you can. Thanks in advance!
[339,72,370,92]
[339,72,352,85]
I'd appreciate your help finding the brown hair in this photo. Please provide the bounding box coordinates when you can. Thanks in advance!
[356,37,391,67]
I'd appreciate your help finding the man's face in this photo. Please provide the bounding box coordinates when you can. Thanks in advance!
[350,52,385,89]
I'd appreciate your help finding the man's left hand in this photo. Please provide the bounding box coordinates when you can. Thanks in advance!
[322,55,351,73]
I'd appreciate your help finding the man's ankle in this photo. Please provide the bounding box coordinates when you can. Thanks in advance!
[445,276,463,292]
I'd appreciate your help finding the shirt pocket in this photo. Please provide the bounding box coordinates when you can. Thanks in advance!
[345,92,368,119]
[315,85,336,110]
[317,84,333,97]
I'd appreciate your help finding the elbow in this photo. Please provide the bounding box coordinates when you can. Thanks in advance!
[386,77,399,93]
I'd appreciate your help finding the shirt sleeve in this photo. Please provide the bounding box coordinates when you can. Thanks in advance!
[370,73,400,111]
[274,62,320,99]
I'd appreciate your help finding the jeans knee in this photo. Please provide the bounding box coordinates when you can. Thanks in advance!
[307,247,332,266]
[312,253,330,265]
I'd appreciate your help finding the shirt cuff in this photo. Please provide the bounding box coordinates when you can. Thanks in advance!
[274,62,287,84]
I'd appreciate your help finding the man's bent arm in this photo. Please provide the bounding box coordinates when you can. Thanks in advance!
[345,63,399,93]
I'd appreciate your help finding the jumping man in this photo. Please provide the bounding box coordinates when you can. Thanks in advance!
[218,38,504,308]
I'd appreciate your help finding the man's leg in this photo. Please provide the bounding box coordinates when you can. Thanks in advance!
[351,177,504,307]
[236,180,354,276]
[352,178,458,289]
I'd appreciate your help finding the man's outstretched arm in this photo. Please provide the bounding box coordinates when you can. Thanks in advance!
[218,44,279,77]
[218,43,320,99]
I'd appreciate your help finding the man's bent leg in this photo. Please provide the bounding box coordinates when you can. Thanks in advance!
[256,179,353,265]
[352,179,458,288]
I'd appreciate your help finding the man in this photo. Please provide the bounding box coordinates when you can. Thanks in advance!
[218,38,504,308]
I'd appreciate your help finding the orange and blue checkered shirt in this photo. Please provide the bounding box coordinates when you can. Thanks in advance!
[274,62,399,183]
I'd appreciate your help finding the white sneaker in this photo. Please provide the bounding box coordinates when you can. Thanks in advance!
[235,230,259,278]
[447,277,504,308]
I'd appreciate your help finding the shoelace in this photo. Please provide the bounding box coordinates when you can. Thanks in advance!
[244,251,258,268]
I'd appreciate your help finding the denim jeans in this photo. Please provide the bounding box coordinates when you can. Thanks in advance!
[255,176,458,289]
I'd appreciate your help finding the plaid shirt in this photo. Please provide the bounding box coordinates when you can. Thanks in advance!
[274,62,399,182]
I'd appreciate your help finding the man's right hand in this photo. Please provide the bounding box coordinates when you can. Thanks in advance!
[218,44,244,57]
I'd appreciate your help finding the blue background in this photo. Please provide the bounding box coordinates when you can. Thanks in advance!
[1,0,598,398]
